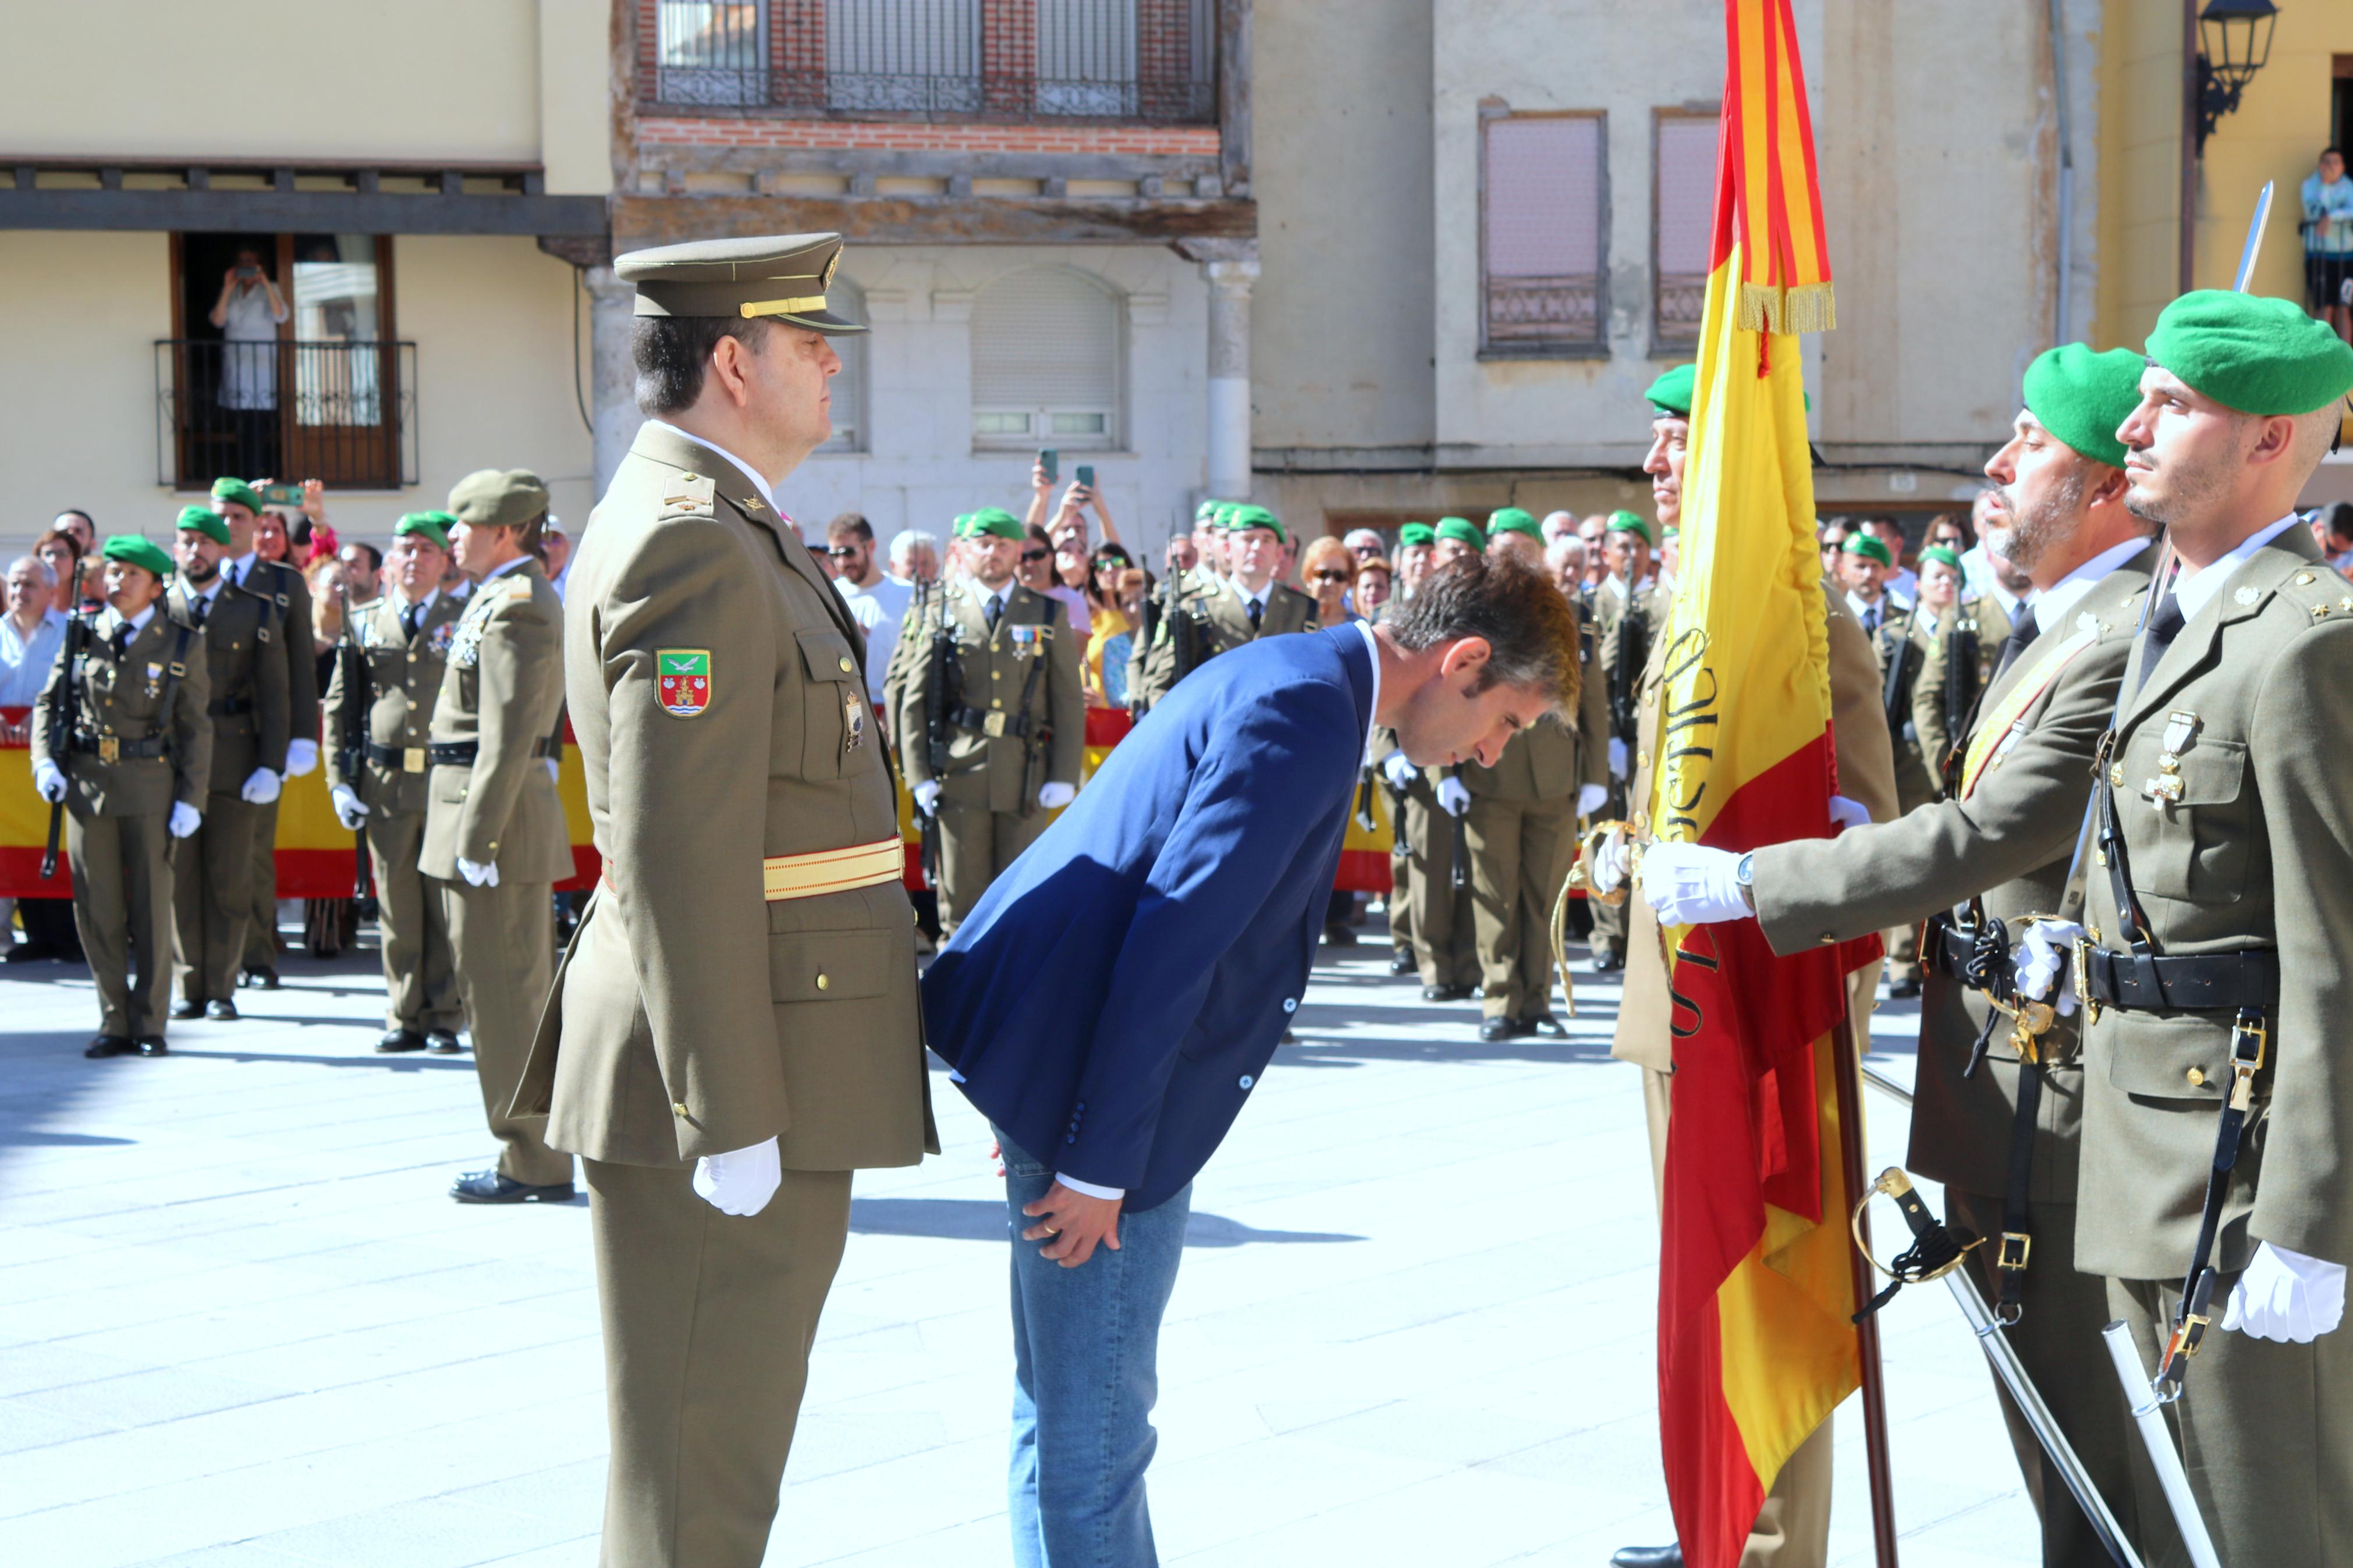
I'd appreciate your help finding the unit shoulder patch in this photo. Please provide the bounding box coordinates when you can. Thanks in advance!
[655,648,712,717]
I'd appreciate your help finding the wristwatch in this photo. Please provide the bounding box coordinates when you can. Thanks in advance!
[1736,852,1757,912]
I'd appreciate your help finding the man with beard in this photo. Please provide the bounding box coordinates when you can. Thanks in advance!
[1911,541,2014,788]
[1635,344,2157,1566]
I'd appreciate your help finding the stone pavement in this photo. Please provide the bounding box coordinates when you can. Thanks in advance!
[0,915,2044,1567]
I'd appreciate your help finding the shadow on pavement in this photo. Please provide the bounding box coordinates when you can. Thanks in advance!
[849,1196,1363,1247]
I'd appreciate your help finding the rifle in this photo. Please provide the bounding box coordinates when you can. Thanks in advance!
[334,585,372,899]
[1878,610,1912,738]
[1167,578,1206,688]
[919,582,958,887]
[38,563,93,880]
[1448,767,1471,891]
[1603,559,1648,751]
[1941,606,1982,792]
[1132,564,1165,720]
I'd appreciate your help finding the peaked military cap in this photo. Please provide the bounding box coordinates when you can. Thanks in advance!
[176,504,230,545]
[448,469,549,529]
[616,233,868,335]
[102,534,175,582]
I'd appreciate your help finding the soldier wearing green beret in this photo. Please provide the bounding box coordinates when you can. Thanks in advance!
[509,233,936,1568]
[896,507,1084,934]
[1833,529,1937,994]
[29,534,211,1056]
[1129,502,1317,712]
[1387,517,1490,999]
[1585,508,1669,972]
[207,477,320,991]
[325,511,468,1054]
[1910,542,2014,783]
[2005,292,2353,1565]
[166,504,290,1021]
[1484,506,1545,563]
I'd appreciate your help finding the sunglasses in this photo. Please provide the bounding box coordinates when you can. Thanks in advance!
[1019,547,1050,563]
[1092,556,1124,570]
[824,545,861,559]
[1311,570,1351,584]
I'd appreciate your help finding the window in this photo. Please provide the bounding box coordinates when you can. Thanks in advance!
[1653,111,1717,355]
[826,0,980,113]
[659,1,769,105]
[1480,109,1606,356]
[971,267,1122,450]
[817,276,868,453]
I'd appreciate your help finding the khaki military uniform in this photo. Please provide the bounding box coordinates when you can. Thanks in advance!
[512,421,936,1568]
[1587,575,1669,963]
[236,557,318,976]
[895,579,1083,932]
[2077,529,2353,1566]
[1858,598,1935,984]
[1129,574,1318,711]
[326,588,466,1037]
[1751,550,2157,1565]
[1609,586,1894,1567]
[172,574,291,1005]
[1911,592,2013,787]
[33,601,212,1040]
[420,560,572,1186]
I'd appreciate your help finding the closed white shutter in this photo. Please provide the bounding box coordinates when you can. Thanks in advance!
[1482,112,1605,349]
[818,278,866,452]
[971,268,1120,447]
[1653,113,1717,350]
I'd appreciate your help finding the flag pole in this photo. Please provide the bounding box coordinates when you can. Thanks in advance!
[1832,1000,1901,1567]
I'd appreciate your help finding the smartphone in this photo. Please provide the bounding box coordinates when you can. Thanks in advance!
[1037,448,1059,483]
[261,482,304,508]
[1074,464,1095,490]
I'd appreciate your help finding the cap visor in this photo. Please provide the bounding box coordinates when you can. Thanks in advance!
[780,309,868,335]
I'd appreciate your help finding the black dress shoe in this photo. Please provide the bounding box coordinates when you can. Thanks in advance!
[204,998,239,1022]
[137,1037,168,1057]
[1610,1547,1683,1568]
[250,967,281,991]
[1421,984,1472,1002]
[1889,977,1922,1000]
[3,944,59,964]
[171,999,205,1020]
[1530,1015,1569,1039]
[1321,923,1358,948]
[1387,948,1416,976]
[1478,1016,1529,1043]
[84,1035,136,1058]
[1591,948,1625,972]
[427,1030,463,1054]
[377,1029,428,1054]
[450,1169,576,1204]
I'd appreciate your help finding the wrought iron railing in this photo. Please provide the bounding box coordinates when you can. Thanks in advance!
[1485,276,1602,350]
[652,0,1217,123]
[156,340,418,490]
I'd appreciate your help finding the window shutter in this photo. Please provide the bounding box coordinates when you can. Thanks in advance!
[1482,113,1605,350]
[1653,114,1717,350]
[972,268,1120,445]
[818,278,866,452]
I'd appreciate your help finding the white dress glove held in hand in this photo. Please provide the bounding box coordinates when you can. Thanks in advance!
[2008,919,2084,1016]
[33,760,65,803]
[1829,794,1872,830]
[1589,827,1630,896]
[1380,751,1418,791]
[545,758,560,782]
[240,767,281,805]
[456,856,499,889]
[2224,1242,2348,1343]
[1608,737,1630,780]
[1037,780,1076,810]
[1436,777,1471,818]
[1640,841,1752,926]
[168,802,201,840]
[693,1135,783,1217]
[912,778,942,816]
[331,784,368,830]
[283,738,318,777]
[1577,781,1610,819]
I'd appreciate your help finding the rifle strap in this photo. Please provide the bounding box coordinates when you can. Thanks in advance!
[154,622,197,750]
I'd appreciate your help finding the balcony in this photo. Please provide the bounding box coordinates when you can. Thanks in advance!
[648,0,1218,125]
[157,340,419,492]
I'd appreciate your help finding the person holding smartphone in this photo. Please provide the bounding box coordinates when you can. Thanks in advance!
[208,248,289,478]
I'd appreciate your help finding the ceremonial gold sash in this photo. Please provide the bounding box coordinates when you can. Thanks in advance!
[1958,626,2099,798]
[602,838,903,902]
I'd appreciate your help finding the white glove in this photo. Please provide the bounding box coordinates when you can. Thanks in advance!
[1038,780,1076,810]
[2223,1242,2348,1343]
[912,778,942,816]
[1829,794,1872,830]
[693,1135,783,1217]
[1608,737,1630,780]
[283,738,318,777]
[1577,781,1610,818]
[1436,776,1471,817]
[168,801,201,840]
[1590,826,1630,896]
[2009,919,2085,1017]
[1640,841,1752,926]
[456,855,499,888]
[33,759,66,803]
[331,785,368,830]
[240,767,281,805]
[1381,751,1418,791]
[545,757,560,782]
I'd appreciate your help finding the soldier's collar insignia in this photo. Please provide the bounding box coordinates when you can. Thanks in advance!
[655,648,711,717]
[2234,585,2262,606]
[2075,610,2100,632]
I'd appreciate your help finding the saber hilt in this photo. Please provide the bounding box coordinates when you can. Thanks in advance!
[1850,1167,1983,1322]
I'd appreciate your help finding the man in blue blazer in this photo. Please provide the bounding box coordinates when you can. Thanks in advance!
[923,551,1582,1567]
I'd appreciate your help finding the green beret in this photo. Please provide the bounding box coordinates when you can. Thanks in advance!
[1486,507,1542,542]
[957,508,1024,542]
[101,534,174,582]
[1662,526,1680,541]
[396,511,454,550]
[1209,503,1239,531]
[448,468,549,529]
[1434,517,1485,549]
[2021,343,2145,468]
[1918,545,1962,570]
[210,478,261,513]
[175,505,230,545]
[1841,532,1893,567]
[2147,289,2353,415]
[1605,510,1654,546]
[1398,522,1436,548]
[1226,504,1286,544]
[1646,364,1697,417]
[1195,499,1221,522]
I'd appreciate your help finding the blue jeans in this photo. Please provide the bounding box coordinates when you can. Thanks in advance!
[997,1128,1191,1568]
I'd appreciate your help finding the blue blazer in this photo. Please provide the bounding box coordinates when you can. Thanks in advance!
[922,624,1376,1212]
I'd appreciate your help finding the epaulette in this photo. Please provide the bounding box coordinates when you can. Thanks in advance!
[660,471,718,520]
[2277,562,2353,628]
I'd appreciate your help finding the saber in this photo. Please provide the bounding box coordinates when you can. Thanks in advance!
[2103,1321,2224,1568]
[2232,180,2274,293]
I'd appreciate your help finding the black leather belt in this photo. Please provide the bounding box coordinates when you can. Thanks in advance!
[210,695,254,717]
[950,705,1032,740]
[70,731,167,761]
[2081,947,2280,1012]
[1928,920,1979,982]
[427,737,552,767]
[365,741,430,773]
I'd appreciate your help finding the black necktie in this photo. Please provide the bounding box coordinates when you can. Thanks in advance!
[110,624,132,660]
[191,592,210,628]
[2128,591,2187,701]
[1861,604,1879,635]
[402,600,423,640]
[984,595,1002,632]
[1248,598,1264,632]
[1989,613,2043,684]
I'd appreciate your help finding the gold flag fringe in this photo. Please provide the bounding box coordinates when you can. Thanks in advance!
[1735,281,1839,336]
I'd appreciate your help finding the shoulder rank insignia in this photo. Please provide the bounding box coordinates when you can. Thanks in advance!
[655,648,711,717]
[663,473,716,514]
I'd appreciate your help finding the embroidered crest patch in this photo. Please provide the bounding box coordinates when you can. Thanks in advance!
[656,649,711,717]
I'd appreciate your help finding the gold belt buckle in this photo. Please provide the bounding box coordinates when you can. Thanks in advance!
[1996,1231,2032,1272]
[2227,1011,2269,1113]
[403,746,425,773]
[2072,936,2101,1025]
[982,712,1009,739]
[97,735,120,764]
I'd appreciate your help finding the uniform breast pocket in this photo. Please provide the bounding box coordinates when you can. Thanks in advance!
[2122,731,2251,904]
[794,628,866,780]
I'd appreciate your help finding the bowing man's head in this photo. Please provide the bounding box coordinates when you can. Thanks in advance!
[1376,552,1581,771]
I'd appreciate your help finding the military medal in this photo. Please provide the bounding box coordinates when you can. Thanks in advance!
[655,649,711,717]
[843,690,865,751]
[144,662,164,699]
[2143,710,2197,812]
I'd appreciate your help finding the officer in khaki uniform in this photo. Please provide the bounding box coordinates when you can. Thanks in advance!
[896,507,1084,933]
[1587,507,1670,972]
[1910,546,2013,788]
[326,511,467,1054]
[1372,524,1434,976]
[510,234,935,1568]
[30,535,211,1057]
[1397,518,1490,999]
[168,506,290,1020]
[1130,502,1317,710]
[207,479,321,990]
[422,471,574,1203]
[1643,346,2158,1567]
[1590,363,1896,1568]
[2015,293,2353,1566]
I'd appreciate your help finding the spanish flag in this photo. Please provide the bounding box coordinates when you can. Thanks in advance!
[1646,5,1872,1565]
